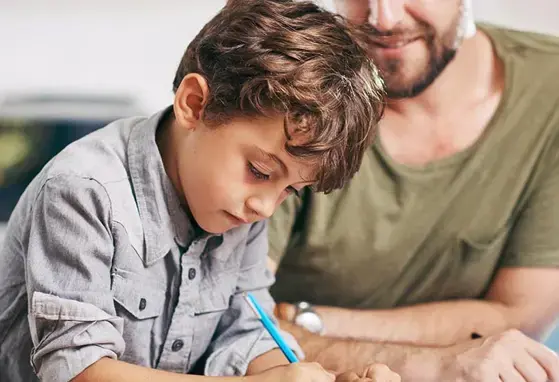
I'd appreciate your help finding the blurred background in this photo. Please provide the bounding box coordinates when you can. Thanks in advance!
[1,0,558,115]
[0,0,558,349]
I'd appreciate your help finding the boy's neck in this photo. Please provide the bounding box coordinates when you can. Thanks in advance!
[156,109,205,237]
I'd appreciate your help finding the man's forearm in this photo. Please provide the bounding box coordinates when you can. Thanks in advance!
[279,320,444,381]
[275,268,559,346]
[315,299,514,346]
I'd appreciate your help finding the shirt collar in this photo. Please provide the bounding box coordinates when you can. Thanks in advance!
[127,106,196,265]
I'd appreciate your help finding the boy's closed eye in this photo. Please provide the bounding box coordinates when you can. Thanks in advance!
[247,162,302,197]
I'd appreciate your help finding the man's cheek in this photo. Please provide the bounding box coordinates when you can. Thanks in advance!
[333,0,370,23]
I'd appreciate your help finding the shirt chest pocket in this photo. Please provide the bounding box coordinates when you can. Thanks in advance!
[112,274,166,319]
[111,272,168,366]
[437,227,510,299]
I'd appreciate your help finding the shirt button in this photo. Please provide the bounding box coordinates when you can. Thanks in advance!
[188,268,196,280]
[171,339,184,352]
[139,298,147,311]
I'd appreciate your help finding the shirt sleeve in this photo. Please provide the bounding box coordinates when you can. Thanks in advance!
[204,220,304,377]
[25,175,125,382]
[502,138,559,267]
[267,192,305,264]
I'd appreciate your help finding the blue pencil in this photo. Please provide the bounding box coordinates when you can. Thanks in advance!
[244,292,299,363]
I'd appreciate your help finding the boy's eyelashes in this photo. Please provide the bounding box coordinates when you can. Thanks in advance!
[247,162,301,198]
[248,162,270,180]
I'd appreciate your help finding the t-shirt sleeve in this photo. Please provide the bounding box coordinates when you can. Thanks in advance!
[502,137,559,267]
[267,193,304,265]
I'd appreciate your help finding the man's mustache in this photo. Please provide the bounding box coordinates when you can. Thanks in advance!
[357,21,433,42]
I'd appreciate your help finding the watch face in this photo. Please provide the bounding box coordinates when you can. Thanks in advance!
[294,311,323,334]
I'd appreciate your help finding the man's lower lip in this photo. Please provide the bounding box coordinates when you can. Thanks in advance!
[379,46,404,53]
[372,38,420,51]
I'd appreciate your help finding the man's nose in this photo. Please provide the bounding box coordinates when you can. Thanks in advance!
[369,0,406,32]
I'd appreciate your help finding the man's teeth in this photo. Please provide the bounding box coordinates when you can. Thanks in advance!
[383,40,409,48]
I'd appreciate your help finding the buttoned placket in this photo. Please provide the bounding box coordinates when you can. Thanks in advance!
[157,236,209,372]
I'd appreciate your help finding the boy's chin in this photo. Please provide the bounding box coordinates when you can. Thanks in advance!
[194,220,224,235]
[192,213,235,235]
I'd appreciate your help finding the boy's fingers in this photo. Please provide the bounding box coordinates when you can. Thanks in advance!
[364,364,401,382]
[335,371,361,382]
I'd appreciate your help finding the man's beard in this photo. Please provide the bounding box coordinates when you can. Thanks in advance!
[382,44,457,99]
[361,17,462,99]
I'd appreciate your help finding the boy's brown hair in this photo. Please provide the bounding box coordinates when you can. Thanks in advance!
[173,0,385,193]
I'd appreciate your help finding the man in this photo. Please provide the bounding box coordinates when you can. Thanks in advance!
[268,0,559,380]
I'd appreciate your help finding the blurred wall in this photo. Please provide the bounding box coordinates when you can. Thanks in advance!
[0,0,227,114]
[0,0,558,114]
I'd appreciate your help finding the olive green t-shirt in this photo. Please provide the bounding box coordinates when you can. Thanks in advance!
[268,25,559,309]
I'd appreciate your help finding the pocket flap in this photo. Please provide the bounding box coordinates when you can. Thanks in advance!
[194,293,231,315]
[112,274,166,319]
[459,226,509,261]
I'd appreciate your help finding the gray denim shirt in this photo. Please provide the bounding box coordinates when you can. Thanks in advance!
[0,108,301,382]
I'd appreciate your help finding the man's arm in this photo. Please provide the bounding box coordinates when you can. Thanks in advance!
[277,319,443,381]
[277,320,559,382]
[271,257,559,346]
[282,299,510,346]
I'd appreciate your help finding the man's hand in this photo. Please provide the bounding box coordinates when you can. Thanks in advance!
[441,329,559,381]
[337,364,401,382]
[249,362,335,382]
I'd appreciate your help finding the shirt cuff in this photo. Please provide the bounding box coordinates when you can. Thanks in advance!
[30,292,125,382]
[204,328,304,376]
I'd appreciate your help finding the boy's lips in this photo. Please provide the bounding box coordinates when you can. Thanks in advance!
[225,211,250,225]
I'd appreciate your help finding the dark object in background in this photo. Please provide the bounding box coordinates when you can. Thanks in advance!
[0,93,143,222]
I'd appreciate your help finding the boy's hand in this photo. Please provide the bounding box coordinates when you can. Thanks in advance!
[336,364,401,382]
[252,362,335,382]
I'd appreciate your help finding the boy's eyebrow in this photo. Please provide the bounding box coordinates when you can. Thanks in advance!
[256,147,288,176]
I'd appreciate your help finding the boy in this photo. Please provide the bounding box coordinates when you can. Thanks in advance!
[0,1,390,381]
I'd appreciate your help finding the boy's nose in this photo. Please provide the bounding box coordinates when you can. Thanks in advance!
[369,0,406,32]
[245,195,276,220]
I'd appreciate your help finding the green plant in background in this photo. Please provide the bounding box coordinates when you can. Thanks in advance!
[0,119,50,187]
[0,132,31,186]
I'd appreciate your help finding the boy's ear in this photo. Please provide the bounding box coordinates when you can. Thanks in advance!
[174,73,209,128]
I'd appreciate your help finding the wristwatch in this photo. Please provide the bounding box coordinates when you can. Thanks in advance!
[293,301,324,335]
